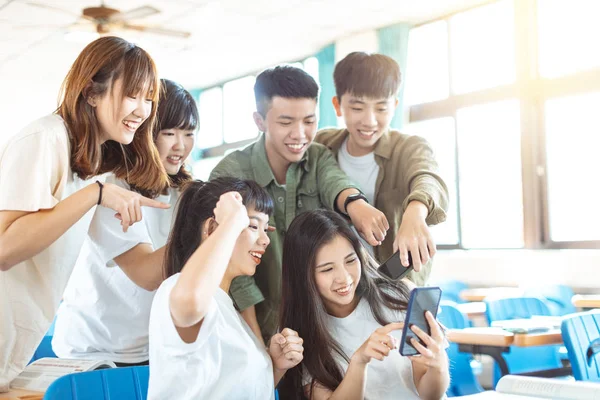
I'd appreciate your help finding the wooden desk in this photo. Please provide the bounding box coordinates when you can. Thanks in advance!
[456,302,487,320]
[571,294,600,309]
[0,389,44,400]
[447,327,567,378]
[460,287,524,302]
[448,328,513,347]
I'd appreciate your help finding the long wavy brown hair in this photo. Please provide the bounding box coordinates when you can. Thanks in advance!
[154,79,199,190]
[279,210,411,399]
[56,36,168,197]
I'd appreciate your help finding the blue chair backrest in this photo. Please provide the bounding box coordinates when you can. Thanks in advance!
[434,280,469,304]
[438,301,484,396]
[561,311,600,382]
[44,366,149,400]
[484,297,562,386]
[523,285,576,316]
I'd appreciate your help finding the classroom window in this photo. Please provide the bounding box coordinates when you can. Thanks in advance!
[457,100,523,248]
[538,0,600,79]
[223,75,257,144]
[405,21,449,105]
[449,0,515,94]
[406,118,459,246]
[407,0,600,249]
[544,92,600,242]
[197,87,223,150]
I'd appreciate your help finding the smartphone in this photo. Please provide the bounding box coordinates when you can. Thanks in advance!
[378,250,413,280]
[399,287,443,356]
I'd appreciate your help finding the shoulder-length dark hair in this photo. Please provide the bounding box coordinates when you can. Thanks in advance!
[155,79,199,189]
[57,36,168,198]
[279,209,410,399]
[162,177,274,279]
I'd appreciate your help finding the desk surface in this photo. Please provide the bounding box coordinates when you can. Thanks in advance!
[448,327,563,347]
[0,389,44,400]
[448,327,514,346]
[460,287,524,302]
[455,301,487,319]
[571,294,600,309]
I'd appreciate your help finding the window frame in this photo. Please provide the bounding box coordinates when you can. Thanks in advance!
[408,0,600,250]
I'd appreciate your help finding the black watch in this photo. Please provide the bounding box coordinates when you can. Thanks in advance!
[343,193,368,215]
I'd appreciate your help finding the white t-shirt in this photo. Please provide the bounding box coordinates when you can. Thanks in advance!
[304,298,421,400]
[52,176,179,363]
[148,274,275,400]
[338,137,378,205]
[0,115,97,391]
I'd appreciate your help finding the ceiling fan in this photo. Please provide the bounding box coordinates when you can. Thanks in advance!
[26,1,191,38]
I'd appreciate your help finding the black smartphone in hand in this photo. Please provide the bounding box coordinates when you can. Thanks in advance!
[399,287,442,356]
[378,250,413,280]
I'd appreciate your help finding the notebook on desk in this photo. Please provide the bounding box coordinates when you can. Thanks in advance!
[455,375,600,399]
[491,316,562,334]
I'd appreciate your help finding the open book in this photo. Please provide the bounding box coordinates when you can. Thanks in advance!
[460,375,600,399]
[10,358,116,392]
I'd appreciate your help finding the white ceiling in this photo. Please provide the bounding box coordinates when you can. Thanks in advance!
[0,0,492,138]
[0,0,493,87]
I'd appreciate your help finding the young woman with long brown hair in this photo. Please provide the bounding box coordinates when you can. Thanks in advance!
[148,177,304,399]
[52,79,199,367]
[279,210,450,400]
[0,36,169,391]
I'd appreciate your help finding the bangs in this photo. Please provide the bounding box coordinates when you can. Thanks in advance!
[344,66,399,100]
[158,90,199,132]
[120,46,159,102]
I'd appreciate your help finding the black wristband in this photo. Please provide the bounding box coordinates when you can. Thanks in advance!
[343,192,368,215]
[95,180,104,205]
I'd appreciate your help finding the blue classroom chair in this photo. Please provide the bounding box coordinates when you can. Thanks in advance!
[484,297,563,386]
[523,285,576,316]
[44,366,149,400]
[438,301,484,396]
[561,311,600,382]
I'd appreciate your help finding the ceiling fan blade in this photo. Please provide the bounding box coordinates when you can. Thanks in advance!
[108,6,160,23]
[123,24,191,38]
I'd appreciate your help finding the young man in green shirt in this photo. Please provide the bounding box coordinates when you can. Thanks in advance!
[210,65,389,342]
[316,52,449,286]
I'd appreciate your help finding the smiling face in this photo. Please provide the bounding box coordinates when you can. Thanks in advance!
[228,206,271,277]
[92,77,153,144]
[154,128,196,175]
[334,94,398,157]
[255,96,317,174]
[313,234,362,318]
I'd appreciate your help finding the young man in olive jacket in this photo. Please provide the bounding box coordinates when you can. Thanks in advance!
[315,52,449,285]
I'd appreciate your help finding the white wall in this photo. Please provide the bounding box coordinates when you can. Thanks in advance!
[335,30,379,62]
[431,249,600,291]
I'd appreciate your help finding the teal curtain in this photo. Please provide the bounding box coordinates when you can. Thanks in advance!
[315,44,337,129]
[377,23,411,129]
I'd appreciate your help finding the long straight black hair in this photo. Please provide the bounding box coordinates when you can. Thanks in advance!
[279,209,411,399]
[162,177,273,279]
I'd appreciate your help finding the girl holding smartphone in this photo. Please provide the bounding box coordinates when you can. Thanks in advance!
[279,210,449,400]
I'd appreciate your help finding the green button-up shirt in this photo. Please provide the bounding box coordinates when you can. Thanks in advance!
[209,134,359,339]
